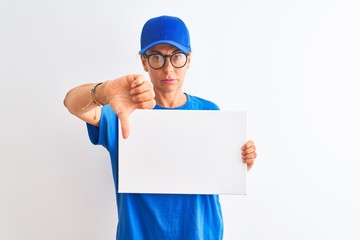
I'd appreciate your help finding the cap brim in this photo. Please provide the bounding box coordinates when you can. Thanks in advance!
[139,40,191,55]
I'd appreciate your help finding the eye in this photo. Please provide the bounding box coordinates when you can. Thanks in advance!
[172,53,183,62]
[151,55,163,63]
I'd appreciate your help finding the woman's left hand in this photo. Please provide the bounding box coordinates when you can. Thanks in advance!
[241,140,257,171]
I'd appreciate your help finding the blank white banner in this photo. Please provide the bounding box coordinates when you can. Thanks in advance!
[118,110,247,195]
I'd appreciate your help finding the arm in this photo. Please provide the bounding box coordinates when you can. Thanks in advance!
[63,83,102,126]
[64,74,156,138]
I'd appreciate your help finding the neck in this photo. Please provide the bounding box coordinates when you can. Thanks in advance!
[155,91,187,108]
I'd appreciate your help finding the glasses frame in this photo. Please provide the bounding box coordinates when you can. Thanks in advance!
[143,52,189,70]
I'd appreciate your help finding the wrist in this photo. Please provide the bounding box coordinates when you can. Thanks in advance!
[90,82,104,106]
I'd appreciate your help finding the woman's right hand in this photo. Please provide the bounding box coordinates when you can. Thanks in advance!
[64,74,156,139]
[103,74,156,139]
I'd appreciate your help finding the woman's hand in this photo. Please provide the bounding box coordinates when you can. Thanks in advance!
[105,74,156,139]
[241,140,257,171]
[64,74,156,139]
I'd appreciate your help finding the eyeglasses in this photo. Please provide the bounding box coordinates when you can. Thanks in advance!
[143,52,188,70]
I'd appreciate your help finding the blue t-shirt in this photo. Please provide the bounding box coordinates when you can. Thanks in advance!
[87,93,223,240]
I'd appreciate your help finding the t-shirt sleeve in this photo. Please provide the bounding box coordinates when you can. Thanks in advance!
[211,102,220,110]
[86,105,117,150]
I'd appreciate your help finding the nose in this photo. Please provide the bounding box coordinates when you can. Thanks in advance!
[162,57,174,72]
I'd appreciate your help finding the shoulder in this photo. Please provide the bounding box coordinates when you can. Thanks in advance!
[186,94,220,110]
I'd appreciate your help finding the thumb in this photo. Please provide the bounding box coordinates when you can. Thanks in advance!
[118,111,130,139]
[109,96,134,139]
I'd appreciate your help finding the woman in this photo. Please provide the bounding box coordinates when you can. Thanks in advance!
[64,15,257,240]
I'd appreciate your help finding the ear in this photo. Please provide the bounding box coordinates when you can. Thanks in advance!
[186,52,192,69]
[140,55,147,71]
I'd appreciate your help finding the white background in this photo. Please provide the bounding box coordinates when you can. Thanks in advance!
[1,0,359,239]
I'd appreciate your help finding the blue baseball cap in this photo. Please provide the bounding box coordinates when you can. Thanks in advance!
[139,15,191,55]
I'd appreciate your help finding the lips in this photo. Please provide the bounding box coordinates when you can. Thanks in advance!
[162,78,176,83]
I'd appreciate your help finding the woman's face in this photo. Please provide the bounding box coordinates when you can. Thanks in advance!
[141,44,191,95]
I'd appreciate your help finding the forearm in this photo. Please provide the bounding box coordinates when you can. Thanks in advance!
[64,75,155,135]
[63,83,105,125]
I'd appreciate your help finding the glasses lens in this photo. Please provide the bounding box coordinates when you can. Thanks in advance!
[149,55,165,69]
[170,53,187,68]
